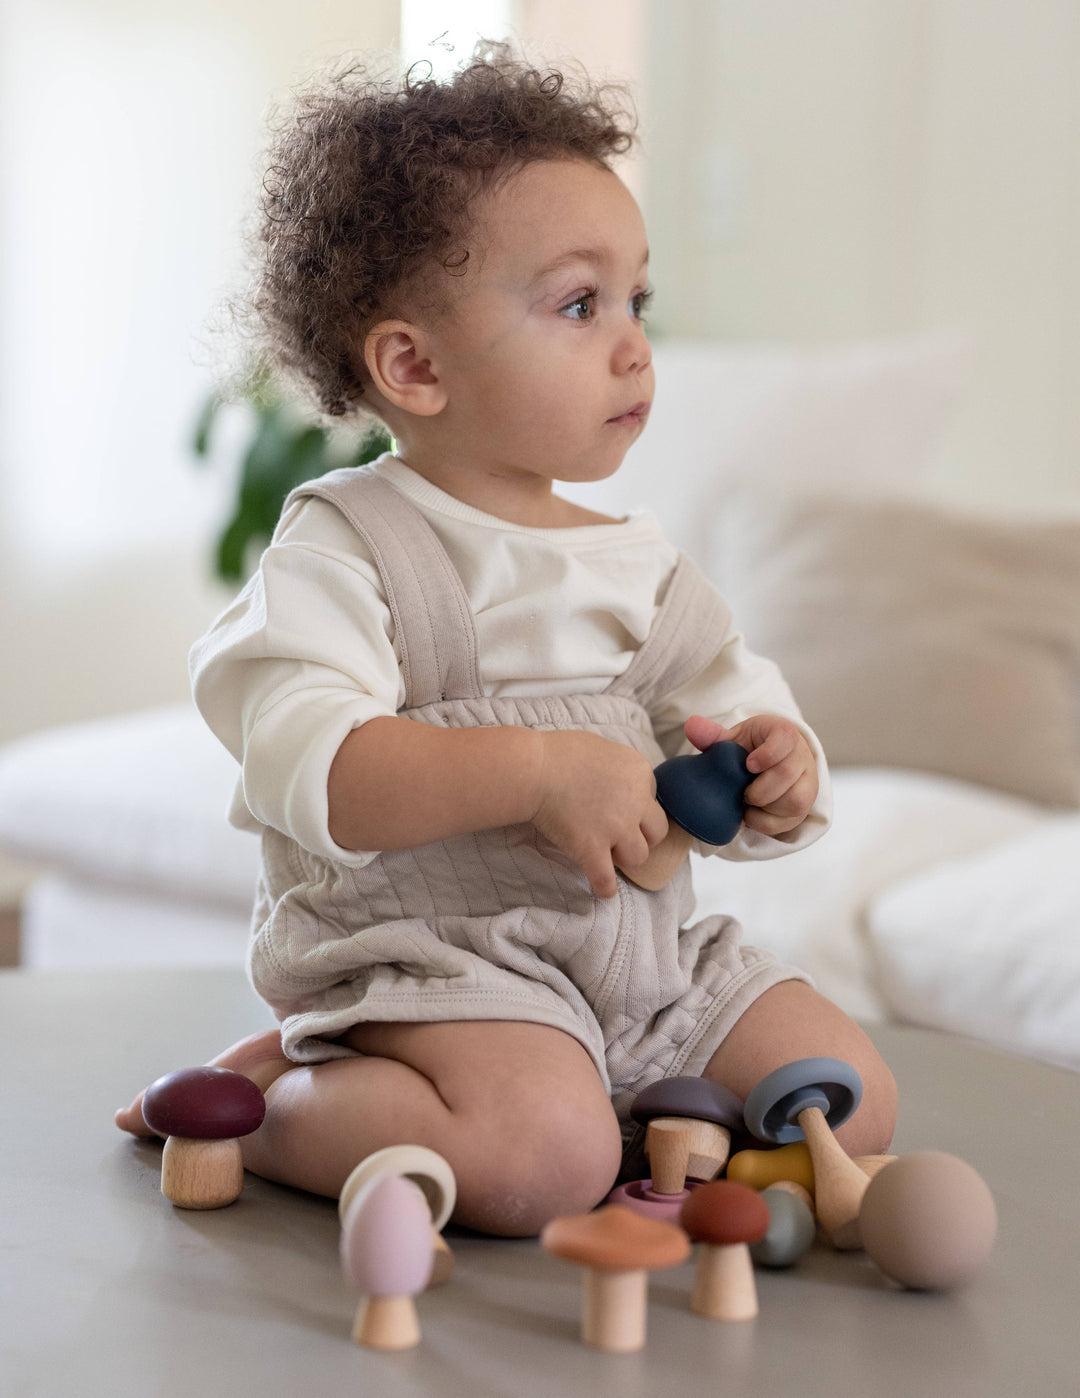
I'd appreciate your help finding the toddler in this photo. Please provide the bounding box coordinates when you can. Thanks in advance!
[117,48,896,1235]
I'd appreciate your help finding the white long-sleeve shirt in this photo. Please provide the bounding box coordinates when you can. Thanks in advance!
[190,454,831,868]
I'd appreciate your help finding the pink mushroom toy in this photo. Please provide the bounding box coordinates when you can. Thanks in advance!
[340,1173,434,1349]
[140,1066,266,1209]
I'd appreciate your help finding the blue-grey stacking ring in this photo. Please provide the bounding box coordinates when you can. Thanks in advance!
[743,1056,863,1145]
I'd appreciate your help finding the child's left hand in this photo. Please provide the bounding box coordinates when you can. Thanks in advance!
[683,713,818,838]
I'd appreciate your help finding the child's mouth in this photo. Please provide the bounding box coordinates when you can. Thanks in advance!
[606,402,650,427]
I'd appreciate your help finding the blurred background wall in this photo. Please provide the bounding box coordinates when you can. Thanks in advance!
[1,0,1078,757]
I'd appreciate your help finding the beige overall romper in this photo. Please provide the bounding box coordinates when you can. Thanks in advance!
[249,469,810,1163]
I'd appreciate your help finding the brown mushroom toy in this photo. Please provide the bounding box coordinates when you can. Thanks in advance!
[540,1204,690,1352]
[680,1180,770,1320]
[632,1077,745,1190]
[140,1066,266,1209]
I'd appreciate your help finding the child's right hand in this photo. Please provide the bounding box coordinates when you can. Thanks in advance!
[530,731,669,899]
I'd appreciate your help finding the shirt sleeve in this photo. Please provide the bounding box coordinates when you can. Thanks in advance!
[188,495,402,867]
[648,601,832,862]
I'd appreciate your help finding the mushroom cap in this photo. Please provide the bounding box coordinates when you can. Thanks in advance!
[142,1066,266,1140]
[541,1204,690,1272]
[743,1056,863,1145]
[653,741,751,845]
[341,1174,434,1296]
[750,1189,816,1268]
[680,1180,770,1246]
[630,1076,744,1130]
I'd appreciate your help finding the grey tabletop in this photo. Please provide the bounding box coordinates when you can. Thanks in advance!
[2,967,1078,1398]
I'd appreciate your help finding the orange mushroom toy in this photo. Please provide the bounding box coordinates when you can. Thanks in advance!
[540,1204,690,1352]
[680,1180,770,1320]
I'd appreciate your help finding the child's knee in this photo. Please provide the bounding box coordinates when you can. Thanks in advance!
[454,1093,623,1237]
[834,1044,897,1158]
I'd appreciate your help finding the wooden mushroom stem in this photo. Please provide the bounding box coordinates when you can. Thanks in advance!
[796,1106,872,1247]
[161,1136,244,1210]
[691,1241,758,1321]
[352,1294,421,1350]
[582,1268,649,1352]
[646,1116,732,1192]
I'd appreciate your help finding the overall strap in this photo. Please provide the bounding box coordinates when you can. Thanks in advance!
[605,552,731,711]
[282,467,484,708]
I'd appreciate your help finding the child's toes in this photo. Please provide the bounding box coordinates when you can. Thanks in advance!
[114,1094,157,1138]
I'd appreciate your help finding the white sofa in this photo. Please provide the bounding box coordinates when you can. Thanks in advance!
[2,334,1078,1073]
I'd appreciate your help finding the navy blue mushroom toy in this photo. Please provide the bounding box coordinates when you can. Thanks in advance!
[617,740,752,891]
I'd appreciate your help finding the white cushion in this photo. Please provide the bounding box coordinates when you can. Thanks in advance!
[0,705,258,907]
[562,330,970,558]
[868,816,1080,1070]
[691,767,1045,1022]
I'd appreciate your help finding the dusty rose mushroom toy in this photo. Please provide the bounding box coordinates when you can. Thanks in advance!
[340,1173,434,1349]
[680,1180,770,1320]
[540,1203,690,1352]
[338,1144,457,1286]
[140,1066,266,1209]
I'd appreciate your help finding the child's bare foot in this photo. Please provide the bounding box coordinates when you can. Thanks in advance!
[114,1028,294,1138]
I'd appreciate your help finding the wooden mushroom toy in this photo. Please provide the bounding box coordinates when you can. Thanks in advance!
[339,1144,457,1285]
[727,1141,816,1197]
[340,1173,433,1349]
[619,740,752,891]
[540,1204,690,1352]
[858,1152,997,1290]
[140,1066,266,1209]
[609,1077,744,1221]
[680,1180,770,1320]
[744,1057,870,1249]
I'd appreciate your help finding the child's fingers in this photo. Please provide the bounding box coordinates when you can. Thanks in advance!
[684,714,735,753]
[746,770,819,828]
[745,720,800,775]
[613,828,651,871]
[641,802,669,847]
[582,842,619,899]
[745,750,809,809]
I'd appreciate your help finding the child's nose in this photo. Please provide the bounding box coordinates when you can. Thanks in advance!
[612,318,652,376]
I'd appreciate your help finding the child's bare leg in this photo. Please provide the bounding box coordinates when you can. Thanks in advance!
[243,1019,623,1236]
[115,1028,293,1137]
[703,980,898,1157]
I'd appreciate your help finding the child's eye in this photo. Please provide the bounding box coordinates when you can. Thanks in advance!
[559,289,598,321]
[630,288,654,320]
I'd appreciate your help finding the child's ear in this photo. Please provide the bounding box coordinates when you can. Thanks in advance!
[362,320,447,416]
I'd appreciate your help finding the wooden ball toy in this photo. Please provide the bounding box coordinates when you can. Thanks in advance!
[727,1142,816,1196]
[858,1152,997,1290]
[750,1188,816,1268]
[680,1180,770,1320]
[340,1173,434,1349]
[744,1057,870,1249]
[541,1204,690,1352]
[619,740,751,891]
[632,1076,745,1188]
[140,1066,265,1209]
[339,1145,456,1285]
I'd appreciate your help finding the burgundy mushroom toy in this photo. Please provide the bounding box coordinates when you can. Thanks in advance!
[141,1066,266,1209]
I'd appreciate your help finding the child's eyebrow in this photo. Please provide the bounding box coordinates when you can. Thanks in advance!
[529,246,650,285]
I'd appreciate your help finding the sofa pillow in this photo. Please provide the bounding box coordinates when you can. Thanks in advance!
[867,815,1080,1070]
[561,330,970,559]
[712,493,1080,807]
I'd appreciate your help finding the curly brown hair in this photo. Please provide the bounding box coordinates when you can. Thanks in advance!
[245,43,637,420]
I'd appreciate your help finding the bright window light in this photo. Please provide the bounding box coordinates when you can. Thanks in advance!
[400,0,517,78]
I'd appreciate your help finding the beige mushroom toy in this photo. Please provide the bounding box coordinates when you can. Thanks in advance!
[540,1204,690,1352]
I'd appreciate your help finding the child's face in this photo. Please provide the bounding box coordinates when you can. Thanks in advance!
[406,158,654,489]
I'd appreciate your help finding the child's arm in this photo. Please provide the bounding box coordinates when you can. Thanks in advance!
[328,718,667,899]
